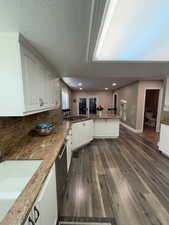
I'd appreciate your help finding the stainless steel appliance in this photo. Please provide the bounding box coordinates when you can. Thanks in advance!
[55,143,67,214]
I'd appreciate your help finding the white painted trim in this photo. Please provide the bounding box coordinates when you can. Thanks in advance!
[156,87,163,132]
[141,87,162,133]
[120,121,142,133]
[93,0,115,60]
[86,0,95,62]
[93,136,118,139]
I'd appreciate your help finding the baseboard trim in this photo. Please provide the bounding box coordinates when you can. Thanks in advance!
[93,136,119,139]
[72,140,92,151]
[120,122,142,133]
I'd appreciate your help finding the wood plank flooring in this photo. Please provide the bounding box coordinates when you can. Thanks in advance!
[60,127,169,225]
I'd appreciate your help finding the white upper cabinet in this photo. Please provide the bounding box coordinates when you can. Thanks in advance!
[164,77,169,111]
[0,33,60,116]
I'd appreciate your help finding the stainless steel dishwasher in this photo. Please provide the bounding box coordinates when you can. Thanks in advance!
[55,142,67,215]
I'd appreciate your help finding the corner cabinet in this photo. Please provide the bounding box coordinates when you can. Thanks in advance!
[0,33,60,116]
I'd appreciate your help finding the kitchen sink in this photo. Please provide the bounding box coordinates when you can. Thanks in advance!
[0,160,42,221]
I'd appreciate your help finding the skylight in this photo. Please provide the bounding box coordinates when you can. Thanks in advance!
[93,0,169,61]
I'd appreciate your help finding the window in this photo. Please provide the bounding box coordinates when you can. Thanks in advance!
[62,88,69,110]
[93,0,169,61]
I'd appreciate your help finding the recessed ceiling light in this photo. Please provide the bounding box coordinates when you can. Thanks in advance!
[112,83,117,86]
[78,82,82,86]
[105,88,108,90]
[80,87,83,90]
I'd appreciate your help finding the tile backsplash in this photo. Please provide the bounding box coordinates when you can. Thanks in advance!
[0,109,63,159]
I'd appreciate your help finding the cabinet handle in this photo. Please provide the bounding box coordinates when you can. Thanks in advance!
[34,206,40,223]
[28,217,35,225]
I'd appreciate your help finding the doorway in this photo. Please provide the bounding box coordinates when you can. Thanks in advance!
[78,97,97,115]
[113,93,118,114]
[79,98,87,115]
[143,89,160,143]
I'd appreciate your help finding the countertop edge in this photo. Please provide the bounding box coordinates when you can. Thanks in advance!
[161,120,169,126]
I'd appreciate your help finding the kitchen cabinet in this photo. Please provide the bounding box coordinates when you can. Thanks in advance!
[24,163,58,225]
[164,78,169,111]
[93,119,119,138]
[71,120,93,151]
[159,124,169,157]
[66,130,72,172]
[0,33,60,116]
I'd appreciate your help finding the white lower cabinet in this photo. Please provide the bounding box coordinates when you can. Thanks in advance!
[71,120,93,151]
[159,124,169,157]
[66,130,72,172]
[93,119,119,138]
[25,163,58,225]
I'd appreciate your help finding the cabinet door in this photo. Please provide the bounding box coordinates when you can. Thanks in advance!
[72,121,93,151]
[66,134,72,172]
[22,48,40,112]
[46,73,60,108]
[159,124,169,155]
[24,211,34,225]
[71,122,83,150]
[36,61,49,109]
[86,120,94,142]
[55,78,61,108]
[37,164,58,225]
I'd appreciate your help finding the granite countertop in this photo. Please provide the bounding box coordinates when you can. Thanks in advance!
[161,120,169,126]
[1,114,120,225]
[1,121,71,225]
[89,114,120,119]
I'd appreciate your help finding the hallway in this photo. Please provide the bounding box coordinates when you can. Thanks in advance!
[60,127,169,225]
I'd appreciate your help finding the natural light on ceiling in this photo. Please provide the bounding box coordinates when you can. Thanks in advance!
[93,0,169,61]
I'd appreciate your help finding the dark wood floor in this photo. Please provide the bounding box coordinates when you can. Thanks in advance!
[60,127,169,225]
[139,126,159,145]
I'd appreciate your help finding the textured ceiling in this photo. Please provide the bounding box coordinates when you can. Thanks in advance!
[0,0,168,90]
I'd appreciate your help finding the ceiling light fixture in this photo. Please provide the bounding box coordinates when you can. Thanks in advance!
[78,82,82,86]
[105,88,108,90]
[112,83,117,86]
